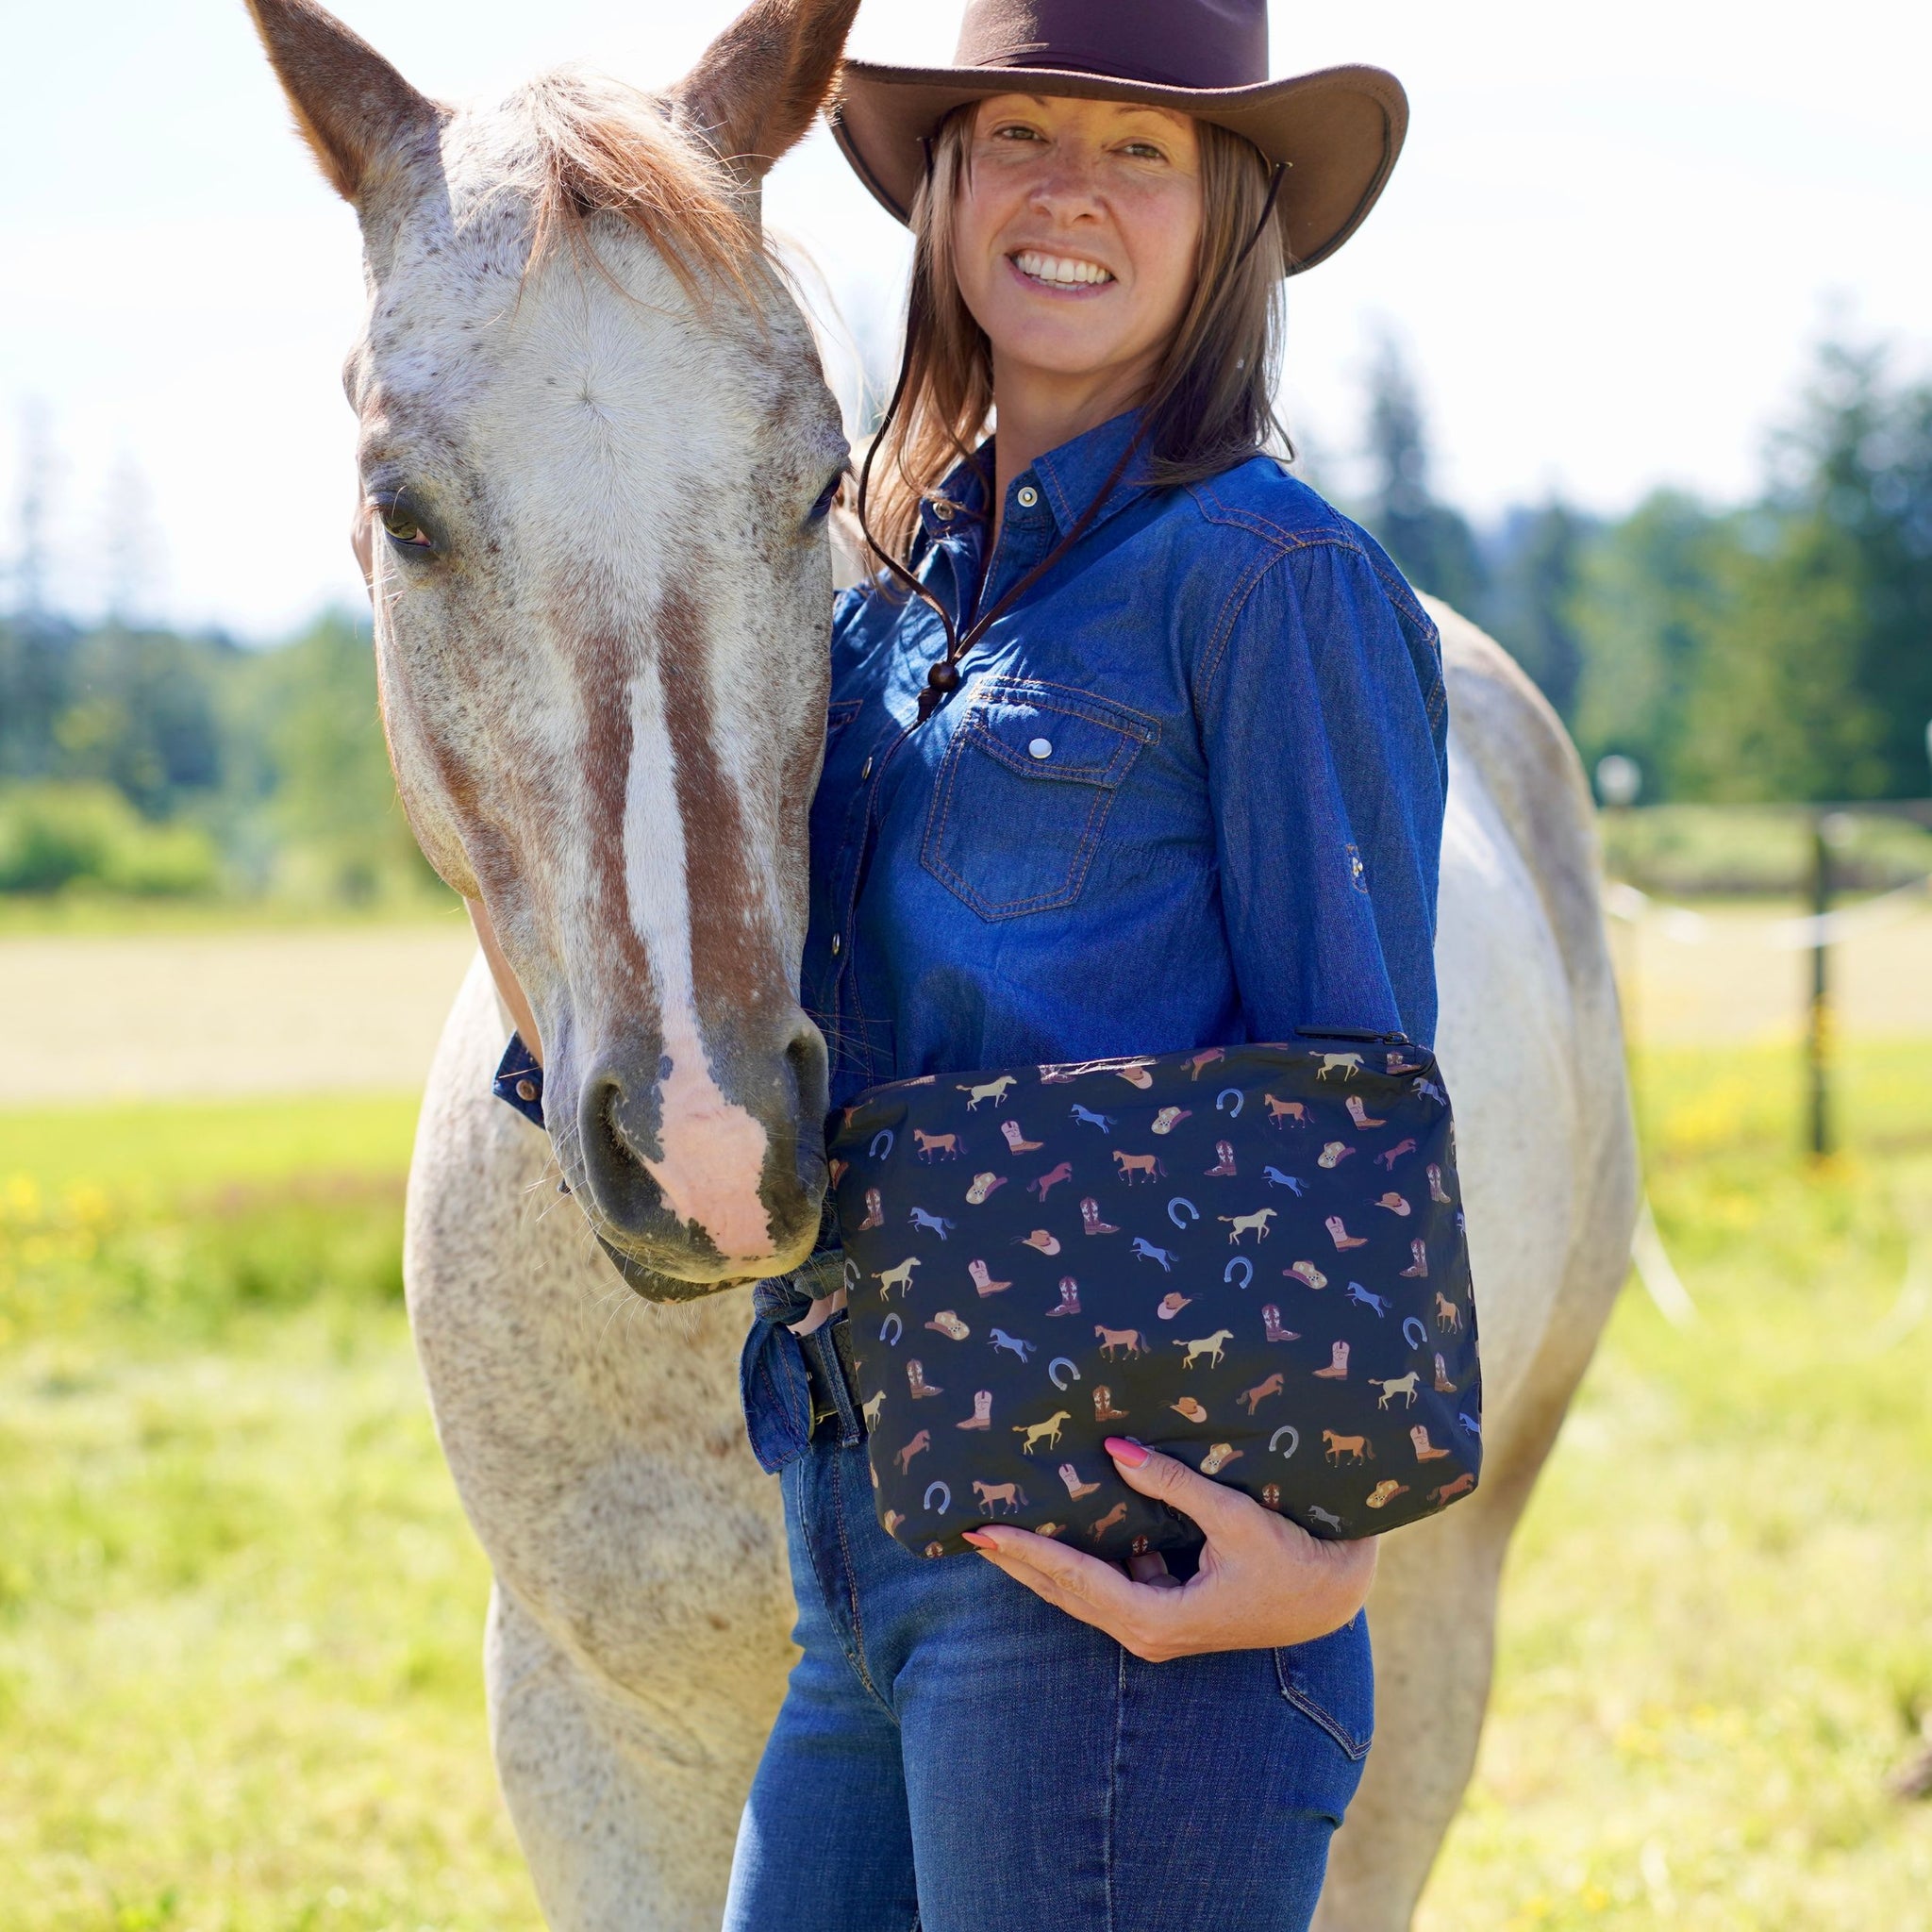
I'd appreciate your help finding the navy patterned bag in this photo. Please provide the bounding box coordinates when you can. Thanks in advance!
[828,1033,1482,1561]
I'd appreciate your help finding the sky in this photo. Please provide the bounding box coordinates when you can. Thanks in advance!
[3,0,1928,638]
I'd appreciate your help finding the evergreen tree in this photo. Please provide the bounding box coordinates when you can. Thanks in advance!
[1359,335,1487,613]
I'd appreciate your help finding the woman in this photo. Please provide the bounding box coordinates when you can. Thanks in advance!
[727,5,1446,1929]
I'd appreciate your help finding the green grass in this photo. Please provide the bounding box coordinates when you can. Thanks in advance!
[2,1051,1929,1929]
[0,1097,541,1929]
[1421,1041,1932,1931]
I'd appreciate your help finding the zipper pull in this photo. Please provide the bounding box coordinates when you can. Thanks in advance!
[1296,1025,1412,1045]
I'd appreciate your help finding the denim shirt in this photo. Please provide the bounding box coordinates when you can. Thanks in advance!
[808,408,1446,1112]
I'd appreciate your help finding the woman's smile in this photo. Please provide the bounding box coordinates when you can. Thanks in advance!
[1007,248,1118,293]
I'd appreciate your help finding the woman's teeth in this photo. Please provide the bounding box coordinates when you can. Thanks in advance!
[1012,251,1115,289]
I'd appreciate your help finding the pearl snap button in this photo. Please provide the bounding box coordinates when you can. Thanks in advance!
[1016,485,1040,508]
[860,756,873,779]
[1028,738,1054,760]
[830,933,842,956]
[933,500,954,522]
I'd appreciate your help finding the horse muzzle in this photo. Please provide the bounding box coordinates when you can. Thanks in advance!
[556,1018,829,1301]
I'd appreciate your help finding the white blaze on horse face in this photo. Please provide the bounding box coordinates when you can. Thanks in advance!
[344,85,841,1282]
[623,656,774,1263]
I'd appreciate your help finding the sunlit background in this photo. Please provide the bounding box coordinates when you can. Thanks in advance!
[6,0,1930,634]
[3,4,1930,1928]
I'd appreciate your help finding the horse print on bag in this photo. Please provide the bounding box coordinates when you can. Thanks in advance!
[831,1035,1483,1561]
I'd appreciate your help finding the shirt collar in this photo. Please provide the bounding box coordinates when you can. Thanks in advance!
[1030,407,1154,538]
[918,407,1153,544]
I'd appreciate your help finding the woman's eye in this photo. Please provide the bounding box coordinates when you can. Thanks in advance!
[991,124,1045,143]
[1120,142,1166,161]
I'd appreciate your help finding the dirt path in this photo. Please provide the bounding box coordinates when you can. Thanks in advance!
[1613,902,1932,1044]
[2,903,1925,1107]
[0,924,478,1105]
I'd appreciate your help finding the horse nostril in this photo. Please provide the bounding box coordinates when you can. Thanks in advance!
[578,1070,659,1204]
[783,1021,828,1119]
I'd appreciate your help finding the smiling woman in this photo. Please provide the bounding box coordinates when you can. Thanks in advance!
[723,5,1442,1930]
[860,90,1287,566]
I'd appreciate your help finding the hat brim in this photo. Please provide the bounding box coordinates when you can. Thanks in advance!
[828,60,1407,276]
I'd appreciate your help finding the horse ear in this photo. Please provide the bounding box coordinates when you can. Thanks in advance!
[243,0,441,203]
[667,0,861,185]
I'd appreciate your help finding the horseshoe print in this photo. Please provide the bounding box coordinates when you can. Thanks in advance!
[879,1314,903,1346]
[1269,1425,1301,1459]
[842,1257,861,1293]
[1404,1315,1428,1351]
[1048,1357,1081,1391]
[869,1128,895,1159]
[1215,1088,1243,1119]
[1167,1196,1201,1230]
[924,1481,952,1514]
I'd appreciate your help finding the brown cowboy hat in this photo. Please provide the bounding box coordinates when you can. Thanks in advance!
[829,0,1407,275]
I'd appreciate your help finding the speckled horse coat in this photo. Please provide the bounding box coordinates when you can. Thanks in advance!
[248,3,1641,1927]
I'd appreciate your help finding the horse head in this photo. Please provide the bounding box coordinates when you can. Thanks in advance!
[246,0,860,1297]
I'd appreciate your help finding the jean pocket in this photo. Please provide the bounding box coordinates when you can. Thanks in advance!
[1274,1609,1375,1761]
[921,677,1158,921]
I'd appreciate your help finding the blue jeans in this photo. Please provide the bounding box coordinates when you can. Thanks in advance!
[725,1322,1374,1932]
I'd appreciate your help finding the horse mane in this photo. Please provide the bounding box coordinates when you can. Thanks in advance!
[515,70,768,307]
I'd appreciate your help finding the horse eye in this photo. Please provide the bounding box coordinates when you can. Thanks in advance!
[808,474,843,525]
[375,496,434,552]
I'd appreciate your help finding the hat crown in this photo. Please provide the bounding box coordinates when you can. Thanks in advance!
[955,0,1269,93]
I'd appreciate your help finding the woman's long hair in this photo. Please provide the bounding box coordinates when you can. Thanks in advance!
[864,107,1291,563]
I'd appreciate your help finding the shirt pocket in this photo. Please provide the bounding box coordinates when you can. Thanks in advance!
[920,677,1159,921]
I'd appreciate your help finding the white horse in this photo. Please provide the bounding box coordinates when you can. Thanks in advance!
[247,4,1639,1926]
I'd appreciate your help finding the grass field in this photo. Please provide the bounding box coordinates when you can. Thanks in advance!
[3,1050,1930,1929]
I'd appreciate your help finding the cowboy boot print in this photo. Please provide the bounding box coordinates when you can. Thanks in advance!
[1313,1340,1350,1379]
[1078,1197,1120,1236]
[858,1188,884,1230]
[1400,1238,1429,1277]
[1261,1304,1300,1343]
[1045,1275,1081,1317]
[1345,1095,1387,1130]
[1409,1424,1450,1462]
[1325,1215,1368,1250]
[1000,1120,1043,1155]
[1427,1162,1454,1205]
[1058,1461,1102,1500]
[1434,1352,1457,1393]
[906,1359,943,1400]
[967,1258,1012,1297]
[1205,1140,1238,1176]
[958,1390,993,1430]
[1092,1385,1127,1422]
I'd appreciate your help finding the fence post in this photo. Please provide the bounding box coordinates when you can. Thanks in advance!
[1807,813,1833,1161]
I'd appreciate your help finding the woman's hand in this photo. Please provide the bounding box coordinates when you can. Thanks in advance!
[960,1437,1376,1662]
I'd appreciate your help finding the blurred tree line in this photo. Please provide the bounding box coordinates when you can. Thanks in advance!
[3,332,1929,900]
[1356,334,1932,805]
[0,605,437,902]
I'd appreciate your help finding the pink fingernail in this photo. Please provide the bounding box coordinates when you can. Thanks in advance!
[1105,1437,1148,1468]
[961,1530,996,1549]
